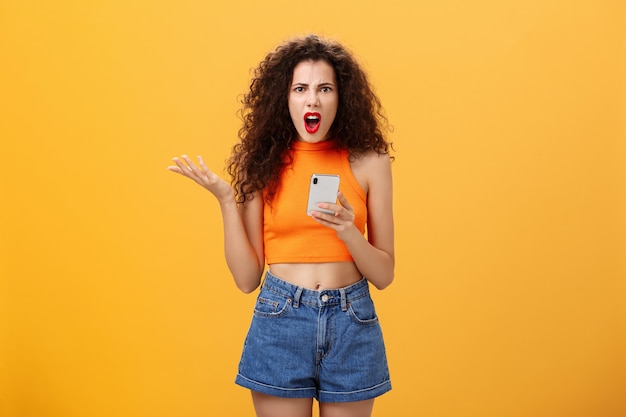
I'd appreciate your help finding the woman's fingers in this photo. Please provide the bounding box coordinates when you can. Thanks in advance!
[314,192,356,226]
[169,155,210,183]
[168,155,235,202]
[169,157,189,174]
[196,156,215,180]
[166,163,182,173]
[181,155,200,175]
[198,155,208,171]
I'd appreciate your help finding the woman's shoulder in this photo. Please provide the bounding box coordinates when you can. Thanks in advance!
[349,150,392,194]
[350,149,392,170]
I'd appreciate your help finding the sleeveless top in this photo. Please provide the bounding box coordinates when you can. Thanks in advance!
[263,140,367,264]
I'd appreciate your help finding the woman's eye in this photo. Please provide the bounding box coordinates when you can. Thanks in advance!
[294,86,304,92]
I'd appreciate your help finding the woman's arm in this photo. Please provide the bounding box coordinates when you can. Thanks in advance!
[221,193,264,293]
[168,155,264,293]
[311,152,395,289]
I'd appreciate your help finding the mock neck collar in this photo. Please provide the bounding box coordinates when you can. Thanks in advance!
[290,139,337,151]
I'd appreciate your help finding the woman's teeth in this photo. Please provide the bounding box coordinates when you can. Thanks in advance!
[305,113,321,133]
[306,116,319,127]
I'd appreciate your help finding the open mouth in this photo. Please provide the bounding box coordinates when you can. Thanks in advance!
[304,112,321,134]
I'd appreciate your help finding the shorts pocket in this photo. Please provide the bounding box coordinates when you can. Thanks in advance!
[347,294,379,325]
[253,292,292,318]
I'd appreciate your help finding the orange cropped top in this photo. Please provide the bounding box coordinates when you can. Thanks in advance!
[264,139,367,264]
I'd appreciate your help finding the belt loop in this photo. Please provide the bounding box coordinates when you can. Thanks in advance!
[293,287,303,308]
[340,288,347,312]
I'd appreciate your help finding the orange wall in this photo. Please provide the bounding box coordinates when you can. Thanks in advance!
[1,1,625,416]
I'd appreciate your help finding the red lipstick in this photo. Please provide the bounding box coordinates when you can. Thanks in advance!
[304,112,321,134]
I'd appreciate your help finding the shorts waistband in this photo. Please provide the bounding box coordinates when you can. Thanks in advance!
[262,270,370,309]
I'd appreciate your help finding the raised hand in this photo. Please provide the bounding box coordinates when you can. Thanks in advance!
[167,155,234,202]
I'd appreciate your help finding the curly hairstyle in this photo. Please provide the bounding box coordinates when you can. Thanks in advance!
[227,34,393,204]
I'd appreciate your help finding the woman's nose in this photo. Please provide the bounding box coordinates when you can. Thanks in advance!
[306,92,320,107]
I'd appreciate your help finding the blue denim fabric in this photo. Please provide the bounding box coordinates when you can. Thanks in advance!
[235,271,391,403]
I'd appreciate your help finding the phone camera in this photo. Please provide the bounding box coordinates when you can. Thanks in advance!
[313,178,318,185]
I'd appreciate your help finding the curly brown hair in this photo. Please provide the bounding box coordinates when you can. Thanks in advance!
[227,34,393,204]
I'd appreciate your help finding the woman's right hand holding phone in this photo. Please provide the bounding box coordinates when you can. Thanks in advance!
[167,155,234,203]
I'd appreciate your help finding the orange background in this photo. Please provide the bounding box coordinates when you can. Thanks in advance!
[1,1,625,416]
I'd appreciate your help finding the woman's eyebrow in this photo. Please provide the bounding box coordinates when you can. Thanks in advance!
[291,81,336,87]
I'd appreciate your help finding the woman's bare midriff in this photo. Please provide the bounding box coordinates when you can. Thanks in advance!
[268,262,363,290]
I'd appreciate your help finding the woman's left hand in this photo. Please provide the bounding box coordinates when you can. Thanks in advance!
[310,191,358,241]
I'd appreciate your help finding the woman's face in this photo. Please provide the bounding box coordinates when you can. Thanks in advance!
[288,59,338,143]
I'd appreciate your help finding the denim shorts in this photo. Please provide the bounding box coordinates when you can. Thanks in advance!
[235,271,391,403]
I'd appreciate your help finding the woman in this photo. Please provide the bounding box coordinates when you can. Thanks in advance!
[168,34,394,417]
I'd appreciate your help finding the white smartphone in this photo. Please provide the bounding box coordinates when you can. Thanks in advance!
[306,174,340,216]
